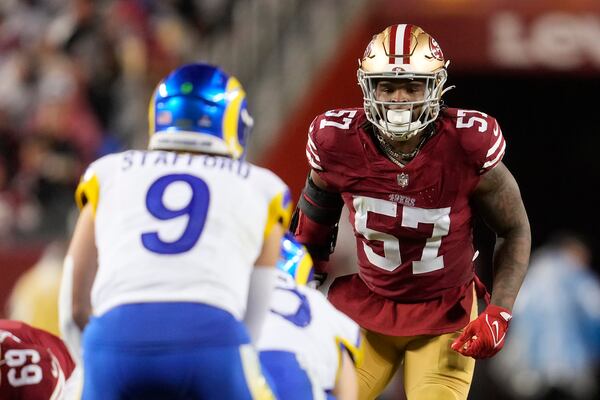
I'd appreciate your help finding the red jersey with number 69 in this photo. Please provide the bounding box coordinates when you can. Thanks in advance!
[304,107,506,336]
[0,319,76,399]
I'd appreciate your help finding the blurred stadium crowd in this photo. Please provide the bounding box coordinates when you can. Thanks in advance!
[0,0,236,241]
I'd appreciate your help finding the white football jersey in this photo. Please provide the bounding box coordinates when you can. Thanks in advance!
[75,150,291,319]
[257,271,362,393]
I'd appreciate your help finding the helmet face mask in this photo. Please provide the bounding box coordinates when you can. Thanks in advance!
[358,24,448,142]
[148,63,253,159]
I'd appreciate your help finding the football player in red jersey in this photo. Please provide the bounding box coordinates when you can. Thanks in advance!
[291,24,531,400]
[0,319,80,399]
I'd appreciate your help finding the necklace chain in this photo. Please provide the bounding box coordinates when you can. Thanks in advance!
[375,132,430,167]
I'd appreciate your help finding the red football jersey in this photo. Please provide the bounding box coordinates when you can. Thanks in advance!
[305,107,505,335]
[0,320,76,399]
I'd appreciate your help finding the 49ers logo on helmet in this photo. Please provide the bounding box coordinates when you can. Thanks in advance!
[363,40,375,59]
[429,37,444,61]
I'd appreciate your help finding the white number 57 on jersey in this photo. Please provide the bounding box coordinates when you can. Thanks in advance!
[353,195,450,274]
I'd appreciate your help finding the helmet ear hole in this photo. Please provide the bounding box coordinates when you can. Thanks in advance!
[148,63,252,159]
[357,24,448,142]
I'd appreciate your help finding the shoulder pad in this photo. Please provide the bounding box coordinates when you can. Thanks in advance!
[443,108,506,174]
[306,108,362,172]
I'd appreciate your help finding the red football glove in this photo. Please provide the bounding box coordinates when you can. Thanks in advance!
[451,304,512,359]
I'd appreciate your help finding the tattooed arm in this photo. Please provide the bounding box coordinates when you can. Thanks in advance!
[472,161,531,311]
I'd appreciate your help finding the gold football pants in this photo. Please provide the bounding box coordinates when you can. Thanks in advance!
[357,293,478,400]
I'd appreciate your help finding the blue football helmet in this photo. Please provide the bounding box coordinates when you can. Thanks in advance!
[148,63,253,159]
[278,232,314,286]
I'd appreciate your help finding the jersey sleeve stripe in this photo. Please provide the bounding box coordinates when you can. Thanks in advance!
[306,135,323,171]
[486,133,504,158]
[482,139,506,170]
[306,149,323,171]
[307,136,320,161]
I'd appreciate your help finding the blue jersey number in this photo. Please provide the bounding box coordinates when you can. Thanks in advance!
[141,174,210,254]
[271,280,312,328]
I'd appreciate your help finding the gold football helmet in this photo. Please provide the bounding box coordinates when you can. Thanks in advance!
[358,24,449,141]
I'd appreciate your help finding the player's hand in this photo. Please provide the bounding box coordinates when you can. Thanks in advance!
[451,304,512,359]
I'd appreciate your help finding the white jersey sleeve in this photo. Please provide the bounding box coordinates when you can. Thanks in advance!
[75,150,292,319]
[257,272,362,392]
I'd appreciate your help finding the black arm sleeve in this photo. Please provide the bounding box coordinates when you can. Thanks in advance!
[289,174,344,261]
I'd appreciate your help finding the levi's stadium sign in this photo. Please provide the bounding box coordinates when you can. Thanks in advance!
[373,0,600,73]
[490,12,600,71]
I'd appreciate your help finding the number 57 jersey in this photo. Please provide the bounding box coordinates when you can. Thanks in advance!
[305,107,506,336]
[76,150,291,320]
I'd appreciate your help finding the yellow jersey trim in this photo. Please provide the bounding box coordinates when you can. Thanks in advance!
[263,191,293,239]
[295,251,314,286]
[75,171,100,214]
[337,335,364,368]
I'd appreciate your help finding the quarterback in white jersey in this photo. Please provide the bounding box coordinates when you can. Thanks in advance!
[258,234,362,400]
[74,150,289,320]
[59,63,289,400]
